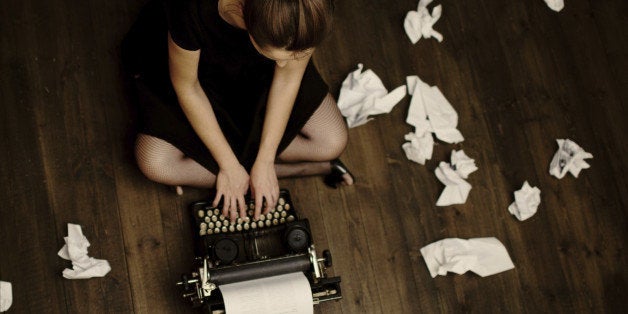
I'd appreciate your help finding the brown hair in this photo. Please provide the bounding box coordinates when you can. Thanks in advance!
[243,0,334,51]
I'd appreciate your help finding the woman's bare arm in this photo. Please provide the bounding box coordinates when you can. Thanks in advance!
[168,33,248,219]
[250,55,310,216]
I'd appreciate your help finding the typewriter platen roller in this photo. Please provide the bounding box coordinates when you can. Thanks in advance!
[178,189,342,312]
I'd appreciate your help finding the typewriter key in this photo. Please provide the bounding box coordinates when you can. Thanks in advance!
[257,221,264,228]
[249,203,254,210]
[259,214,265,221]
[236,218,242,224]
[200,222,207,230]
[278,197,285,205]
[285,204,291,210]
[243,216,250,223]
[265,220,271,227]
[229,225,235,232]
[204,216,211,223]
[197,210,205,218]
[208,222,215,229]
[244,223,250,230]
[211,215,218,222]
[236,224,242,231]
[213,208,220,215]
[280,217,285,224]
[219,214,225,220]
[207,229,213,235]
[277,204,284,211]
[215,221,222,228]
[221,226,227,233]
[222,219,229,226]
[266,213,273,220]
[272,218,278,225]
[251,222,257,229]
[287,215,295,222]
[248,210,254,216]
[199,229,206,236]
[214,227,220,234]
[280,211,287,218]
[273,212,280,219]
[214,238,238,264]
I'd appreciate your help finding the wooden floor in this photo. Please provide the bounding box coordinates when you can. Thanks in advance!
[1,0,626,313]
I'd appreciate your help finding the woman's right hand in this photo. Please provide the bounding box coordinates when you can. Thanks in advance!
[213,163,249,222]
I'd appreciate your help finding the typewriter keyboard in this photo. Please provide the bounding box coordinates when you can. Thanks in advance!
[196,196,296,236]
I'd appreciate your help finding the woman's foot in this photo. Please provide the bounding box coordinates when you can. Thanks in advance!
[324,159,355,188]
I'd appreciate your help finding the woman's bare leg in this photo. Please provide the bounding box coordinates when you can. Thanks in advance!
[135,134,217,188]
[276,94,354,185]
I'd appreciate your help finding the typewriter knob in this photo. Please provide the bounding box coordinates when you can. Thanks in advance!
[179,274,192,291]
[214,238,238,264]
[323,250,333,267]
[286,226,310,252]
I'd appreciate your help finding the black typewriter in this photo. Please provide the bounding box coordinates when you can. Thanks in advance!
[177,189,342,313]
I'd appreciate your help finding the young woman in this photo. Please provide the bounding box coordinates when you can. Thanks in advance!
[122,0,354,221]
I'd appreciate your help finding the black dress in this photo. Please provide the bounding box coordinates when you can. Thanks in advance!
[121,0,328,173]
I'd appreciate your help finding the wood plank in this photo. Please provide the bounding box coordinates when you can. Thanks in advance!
[1,0,626,312]
[0,45,68,314]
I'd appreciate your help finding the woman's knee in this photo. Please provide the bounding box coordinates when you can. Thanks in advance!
[323,95,348,157]
[306,123,347,161]
[323,126,348,159]
[307,94,348,159]
[134,134,180,183]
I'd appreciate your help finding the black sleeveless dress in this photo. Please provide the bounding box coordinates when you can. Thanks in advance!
[121,0,328,173]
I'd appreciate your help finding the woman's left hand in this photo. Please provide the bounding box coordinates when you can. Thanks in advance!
[249,160,279,220]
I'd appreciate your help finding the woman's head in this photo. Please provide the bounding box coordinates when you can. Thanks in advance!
[243,0,334,52]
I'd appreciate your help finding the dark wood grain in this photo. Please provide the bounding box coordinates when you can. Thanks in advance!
[1,0,626,313]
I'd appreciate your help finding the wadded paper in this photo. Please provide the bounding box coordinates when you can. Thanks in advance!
[402,76,464,165]
[58,223,111,279]
[404,0,443,43]
[337,64,407,128]
[406,76,464,144]
[402,131,434,165]
[549,139,593,179]
[508,181,541,221]
[435,150,477,206]
[544,0,564,12]
[420,237,515,278]
[0,281,11,312]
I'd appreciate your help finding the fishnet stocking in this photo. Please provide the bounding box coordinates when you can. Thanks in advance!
[276,93,350,180]
[135,134,216,187]
[278,93,347,162]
